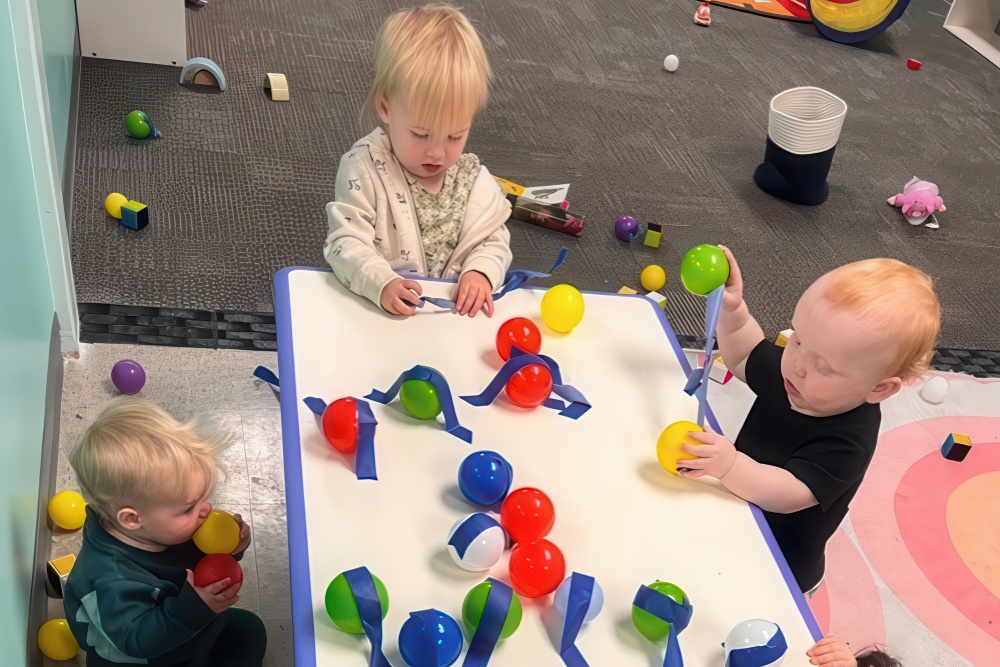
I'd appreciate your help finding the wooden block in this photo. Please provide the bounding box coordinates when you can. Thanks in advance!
[941,433,972,462]
[643,230,662,248]
[775,328,794,347]
[265,72,289,101]
[120,200,149,231]
[618,286,638,295]
[46,554,76,598]
[645,291,667,309]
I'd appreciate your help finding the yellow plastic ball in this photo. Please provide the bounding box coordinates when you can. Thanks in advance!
[640,265,666,292]
[37,618,79,661]
[48,491,87,530]
[540,284,585,333]
[656,421,703,476]
[104,192,128,219]
[193,510,240,554]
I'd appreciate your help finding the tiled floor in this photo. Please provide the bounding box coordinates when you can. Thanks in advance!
[45,343,292,666]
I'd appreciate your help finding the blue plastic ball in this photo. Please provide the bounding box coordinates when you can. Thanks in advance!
[398,609,463,667]
[459,451,513,506]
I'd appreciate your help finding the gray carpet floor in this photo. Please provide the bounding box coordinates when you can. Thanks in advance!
[70,0,1000,348]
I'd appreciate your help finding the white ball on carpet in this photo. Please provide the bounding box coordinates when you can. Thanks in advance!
[663,55,679,72]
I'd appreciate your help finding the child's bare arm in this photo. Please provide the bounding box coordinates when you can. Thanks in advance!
[720,453,818,513]
[716,245,765,383]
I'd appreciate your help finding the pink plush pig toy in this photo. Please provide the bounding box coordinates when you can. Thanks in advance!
[888,177,946,229]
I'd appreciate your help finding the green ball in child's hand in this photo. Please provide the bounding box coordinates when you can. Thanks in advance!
[680,245,730,295]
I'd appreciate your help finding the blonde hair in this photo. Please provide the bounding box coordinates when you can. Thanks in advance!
[360,3,491,133]
[822,259,940,379]
[68,398,231,520]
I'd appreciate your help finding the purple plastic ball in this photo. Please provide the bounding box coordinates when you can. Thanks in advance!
[614,216,639,242]
[111,360,146,394]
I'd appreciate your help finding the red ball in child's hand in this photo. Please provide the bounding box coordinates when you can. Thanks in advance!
[501,487,555,544]
[322,397,358,454]
[508,539,565,598]
[194,553,244,588]
[496,317,542,361]
[505,363,553,408]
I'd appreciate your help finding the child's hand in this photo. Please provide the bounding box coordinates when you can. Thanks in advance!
[380,278,423,316]
[717,245,744,312]
[455,271,494,318]
[231,513,251,556]
[807,636,857,667]
[186,569,241,614]
[678,423,738,479]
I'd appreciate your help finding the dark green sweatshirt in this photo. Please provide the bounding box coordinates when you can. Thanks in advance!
[62,508,218,663]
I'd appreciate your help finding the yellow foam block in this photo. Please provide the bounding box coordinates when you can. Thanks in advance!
[775,329,794,347]
[618,286,639,295]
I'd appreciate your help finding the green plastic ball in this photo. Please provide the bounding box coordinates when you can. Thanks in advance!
[631,580,687,642]
[325,572,389,633]
[462,581,522,640]
[125,110,152,139]
[399,379,441,420]
[680,245,730,295]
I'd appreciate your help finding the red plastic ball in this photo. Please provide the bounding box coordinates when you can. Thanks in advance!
[505,363,553,408]
[508,539,565,598]
[496,317,542,361]
[322,397,358,454]
[193,553,244,588]
[500,487,555,544]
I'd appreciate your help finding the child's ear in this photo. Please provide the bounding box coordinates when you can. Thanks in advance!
[866,377,903,404]
[376,97,391,125]
[116,506,142,531]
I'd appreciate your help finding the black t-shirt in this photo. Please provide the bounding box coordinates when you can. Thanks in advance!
[734,340,881,592]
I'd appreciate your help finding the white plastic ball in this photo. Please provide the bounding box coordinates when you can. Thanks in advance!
[724,619,786,667]
[663,55,679,72]
[920,375,948,405]
[446,513,505,572]
[553,575,604,623]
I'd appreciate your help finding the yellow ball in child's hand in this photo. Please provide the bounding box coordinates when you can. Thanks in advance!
[193,510,240,554]
[37,619,79,661]
[656,421,703,476]
[48,490,87,530]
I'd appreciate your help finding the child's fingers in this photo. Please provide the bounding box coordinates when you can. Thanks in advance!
[205,577,232,594]
[679,443,710,457]
[483,292,495,318]
[468,290,486,318]
[394,297,416,316]
[455,282,471,315]
[678,468,706,479]
[686,431,714,444]
[402,280,423,296]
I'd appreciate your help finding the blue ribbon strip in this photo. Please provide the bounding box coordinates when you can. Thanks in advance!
[559,573,595,667]
[343,567,391,667]
[355,400,378,480]
[682,286,724,428]
[420,248,569,310]
[366,365,472,443]
[303,396,379,481]
[253,365,280,390]
[448,513,501,559]
[463,578,513,667]
[725,625,787,667]
[460,348,591,420]
[632,585,693,667]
